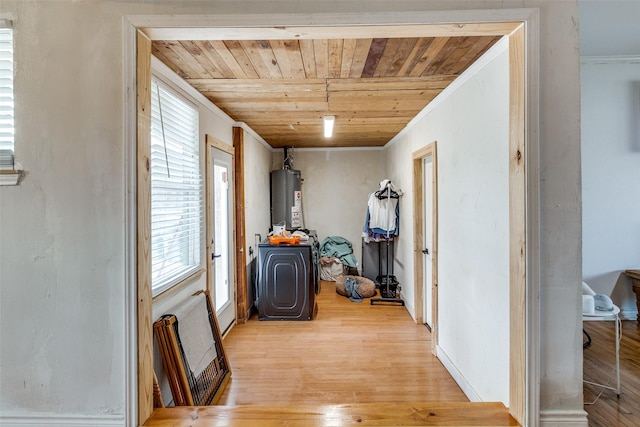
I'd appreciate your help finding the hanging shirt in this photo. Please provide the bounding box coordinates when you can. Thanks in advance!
[367,192,398,233]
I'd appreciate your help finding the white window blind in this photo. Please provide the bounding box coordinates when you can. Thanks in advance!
[150,77,203,296]
[0,26,14,152]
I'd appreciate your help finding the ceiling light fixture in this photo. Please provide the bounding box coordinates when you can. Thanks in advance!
[323,115,335,138]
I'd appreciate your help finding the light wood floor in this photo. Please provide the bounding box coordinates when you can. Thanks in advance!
[583,319,640,427]
[219,280,466,405]
[145,280,518,426]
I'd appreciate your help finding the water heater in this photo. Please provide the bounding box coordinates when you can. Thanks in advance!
[270,169,303,230]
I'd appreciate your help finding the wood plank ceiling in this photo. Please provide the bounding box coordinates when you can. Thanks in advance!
[152,35,500,148]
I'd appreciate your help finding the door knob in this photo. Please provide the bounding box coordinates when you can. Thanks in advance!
[422,248,429,255]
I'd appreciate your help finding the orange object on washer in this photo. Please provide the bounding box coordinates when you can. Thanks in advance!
[269,235,301,245]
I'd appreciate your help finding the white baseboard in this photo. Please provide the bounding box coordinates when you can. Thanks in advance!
[398,290,415,321]
[539,409,588,427]
[435,344,482,402]
[0,414,124,427]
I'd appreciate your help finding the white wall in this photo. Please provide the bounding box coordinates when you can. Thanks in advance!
[385,43,510,404]
[272,148,386,266]
[0,1,584,426]
[581,59,640,318]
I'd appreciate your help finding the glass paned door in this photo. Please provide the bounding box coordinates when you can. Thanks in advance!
[208,146,235,333]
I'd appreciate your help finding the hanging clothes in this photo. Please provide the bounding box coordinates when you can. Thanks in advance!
[362,179,402,242]
[367,193,399,233]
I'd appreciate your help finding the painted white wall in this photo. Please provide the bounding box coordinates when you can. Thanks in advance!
[272,149,386,266]
[578,0,640,57]
[385,44,510,404]
[0,1,584,426]
[581,59,640,319]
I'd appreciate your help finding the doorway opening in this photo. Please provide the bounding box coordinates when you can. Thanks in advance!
[127,12,536,427]
[412,142,438,348]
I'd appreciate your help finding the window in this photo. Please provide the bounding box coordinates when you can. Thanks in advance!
[0,23,14,153]
[150,77,203,296]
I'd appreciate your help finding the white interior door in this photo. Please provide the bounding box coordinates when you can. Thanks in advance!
[208,146,235,333]
[423,156,434,328]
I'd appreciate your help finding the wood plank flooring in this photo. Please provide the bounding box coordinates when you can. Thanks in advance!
[144,280,517,426]
[583,319,640,426]
[145,402,518,426]
[219,280,466,406]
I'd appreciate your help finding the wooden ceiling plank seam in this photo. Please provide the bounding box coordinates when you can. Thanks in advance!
[243,116,409,126]
[237,40,277,79]
[373,38,419,77]
[254,40,284,79]
[152,41,199,79]
[328,39,344,79]
[222,40,260,79]
[327,76,457,92]
[361,38,388,78]
[174,40,216,79]
[421,37,467,77]
[313,39,329,79]
[340,39,358,78]
[191,80,326,93]
[270,39,294,79]
[396,37,433,77]
[298,39,317,79]
[207,40,248,79]
[257,123,405,133]
[237,109,416,120]
[449,35,501,76]
[329,89,440,102]
[151,45,186,79]
[329,101,433,113]
[218,101,329,112]
[182,40,225,79]
[271,40,306,79]
[349,38,373,78]
[285,40,307,79]
[409,36,451,77]
[185,78,326,85]
[433,36,478,76]
[201,91,328,101]
[192,40,233,79]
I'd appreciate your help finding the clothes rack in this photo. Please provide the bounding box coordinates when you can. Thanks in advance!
[364,180,404,306]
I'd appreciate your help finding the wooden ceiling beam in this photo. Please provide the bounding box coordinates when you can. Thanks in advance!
[142,23,522,41]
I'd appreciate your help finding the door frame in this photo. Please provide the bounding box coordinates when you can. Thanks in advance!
[126,10,539,427]
[205,135,236,332]
[412,142,438,353]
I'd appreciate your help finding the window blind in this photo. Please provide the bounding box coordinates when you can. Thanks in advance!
[0,27,14,152]
[150,77,203,296]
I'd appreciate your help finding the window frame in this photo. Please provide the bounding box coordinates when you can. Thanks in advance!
[149,73,205,298]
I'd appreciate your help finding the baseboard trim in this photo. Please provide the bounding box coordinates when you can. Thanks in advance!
[435,344,482,402]
[539,409,588,426]
[0,414,124,427]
